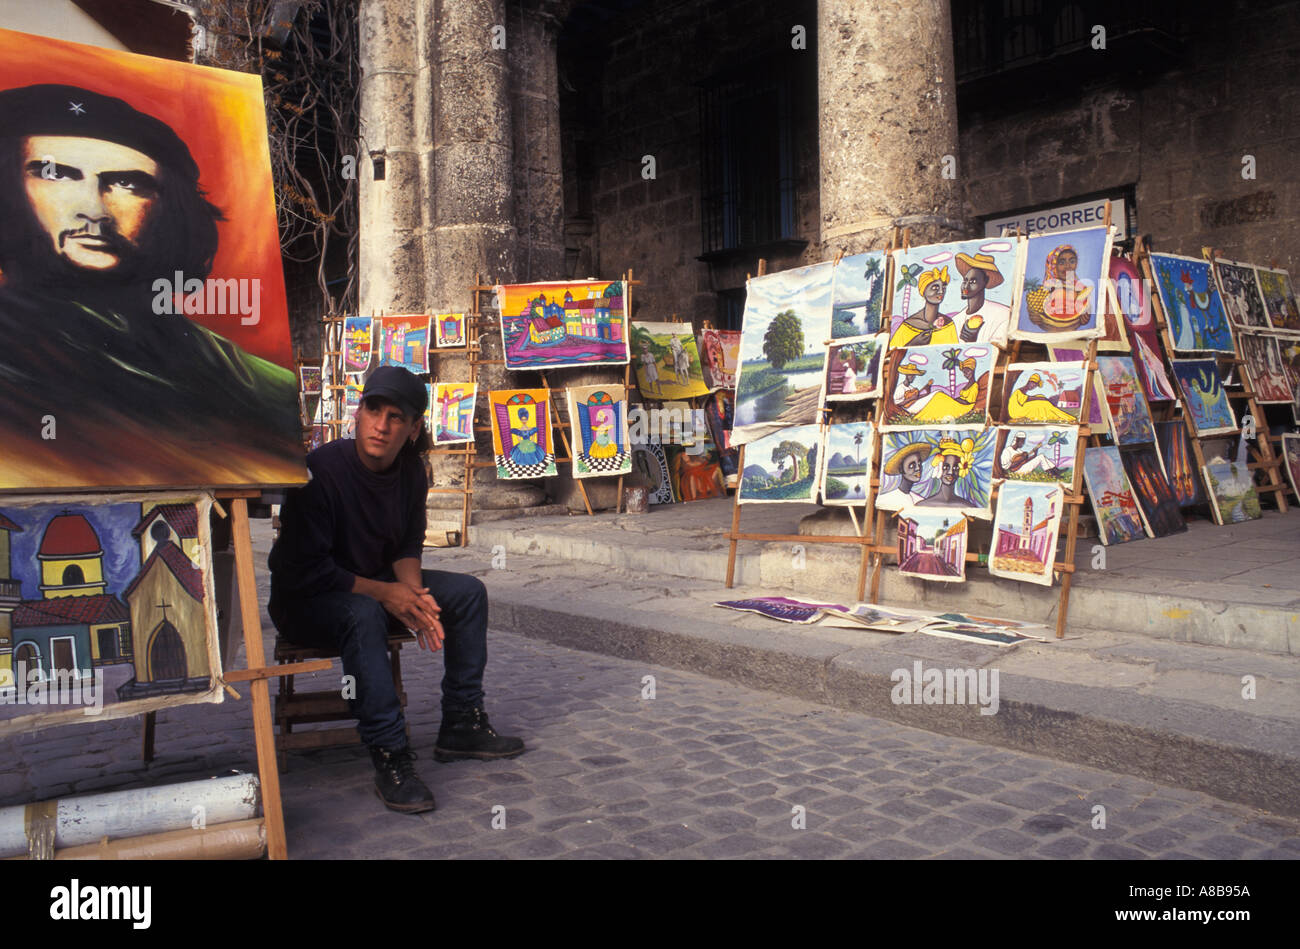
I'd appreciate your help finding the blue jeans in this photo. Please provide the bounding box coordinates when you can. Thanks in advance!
[271,570,488,749]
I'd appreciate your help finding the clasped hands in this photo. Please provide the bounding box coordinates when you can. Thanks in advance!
[381,580,445,652]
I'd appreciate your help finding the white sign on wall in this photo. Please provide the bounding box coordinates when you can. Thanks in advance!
[984,197,1128,240]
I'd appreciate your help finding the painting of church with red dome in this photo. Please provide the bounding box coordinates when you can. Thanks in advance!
[0,495,220,735]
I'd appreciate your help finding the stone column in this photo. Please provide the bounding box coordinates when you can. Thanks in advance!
[358,0,425,314]
[816,0,967,255]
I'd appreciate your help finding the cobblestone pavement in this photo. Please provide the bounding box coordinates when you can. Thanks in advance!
[4,629,1299,860]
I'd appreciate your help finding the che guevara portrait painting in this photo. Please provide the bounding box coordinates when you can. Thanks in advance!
[0,28,306,491]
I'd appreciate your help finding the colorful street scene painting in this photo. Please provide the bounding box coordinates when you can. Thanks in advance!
[1203,458,1262,525]
[832,251,888,339]
[737,424,821,504]
[666,445,726,501]
[822,334,886,403]
[988,481,1063,586]
[733,262,834,446]
[880,344,993,430]
[1046,345,1110,427]
[1003,362,1087,426]
[432,382,477,445]
[1082,445,1148,545]
[1156,420,1204,508]
[378,315,431,373]
[1255,266,1300,333]
[1012,226,1112,342]
[630,322,711,400]
[877,429,995,516]
[1171,359,1237,436]
[1121,446,1187,538]
[1214,259,1269,329]
[489,389,556,480]
[994,426,1077,485]
[496,280,628,371]
[434,313,466,348]
[1238,331,1293,404]
[818,422,874,506]
[1149,253,1235,353]
[889,237,1020,348]
[0,494,221,735]
[566,385,631,479]
[1096,355,1155,445]
[344,316,373,374]
[699,328,740,389]
[1281,433,1300,500]
[896,511,968,583]
[631,442,675,505]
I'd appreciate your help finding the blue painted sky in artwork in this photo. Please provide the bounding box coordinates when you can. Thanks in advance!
[0,500,144,599]
[739,262,834,362]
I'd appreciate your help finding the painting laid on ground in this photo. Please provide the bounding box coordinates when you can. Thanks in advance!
[737,424,821,504]
[496,280,628,371]
[0,494,221,735]
[1012,226,1113,341]
[994,427,1077,485]
[1096,356,1155,445]
[1155,420,1205,508]
[1121,446,1187,538]
[566,385,631,479]
[1148,253,1235,354]
[432,382,477,445]
[631,442,674,505]
[733,262,833,446]
[1281,433,1300,500]
[822,334,886,403]
[1111,257,1178,402]
[880,344,993,430]
[1171,359,1237,436]
[344,316,373,374]
[1203,456,1262,525]
[489,389,556,480]
[988,481,1063,586]
[878,430,994,517]
[1082,445,1148,545]
[1003,362,1086,426]
[699,328,740,389]
[378,315,431,374]
[630,322,711,400]
[1214,259,1270,329]
[1238,331,1293,404]
[889,238,1021,347]
[818,422,874,506]
[1255,266,1300,333]
[0,28,306,491]
[434,313,466,348]
[896,511,968,583]
[832,251,888,339]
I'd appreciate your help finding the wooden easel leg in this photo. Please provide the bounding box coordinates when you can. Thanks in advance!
[725,445,744,587]
[230,498,289,861]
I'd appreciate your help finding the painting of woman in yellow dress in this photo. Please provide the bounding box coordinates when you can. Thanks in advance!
[881,344,992,430]
[1004,364,1085,425]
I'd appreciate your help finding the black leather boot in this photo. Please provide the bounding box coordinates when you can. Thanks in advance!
[434,707,526,762]
[369,744,437,813]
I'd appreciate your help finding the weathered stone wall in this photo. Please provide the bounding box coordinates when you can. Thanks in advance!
[960,0,1300,270]
[562,0,821,327]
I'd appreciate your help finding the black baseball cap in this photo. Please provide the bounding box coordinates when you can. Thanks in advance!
[361,366,428,420]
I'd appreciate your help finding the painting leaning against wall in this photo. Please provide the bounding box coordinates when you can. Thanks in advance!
[0,494,221,736]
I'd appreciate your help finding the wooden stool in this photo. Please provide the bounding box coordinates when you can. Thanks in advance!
[273,630,416,769]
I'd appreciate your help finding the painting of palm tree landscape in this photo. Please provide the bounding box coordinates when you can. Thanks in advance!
[737,425,821,504]
[818,422,874,506]
[732,263,834,446]
[831,252,887,339]
[994,427,1078,484]
[880,344,993,430]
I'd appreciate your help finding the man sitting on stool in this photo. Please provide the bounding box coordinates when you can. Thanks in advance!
[268,366,524,813]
